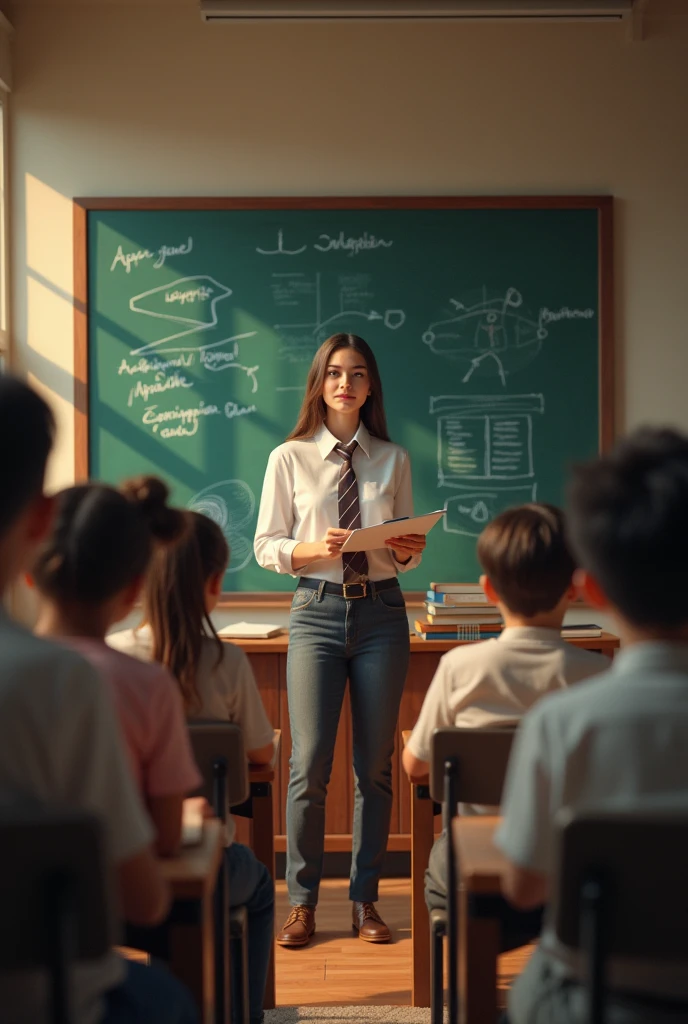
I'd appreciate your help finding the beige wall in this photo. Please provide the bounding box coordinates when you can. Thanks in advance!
[9,0,688,490]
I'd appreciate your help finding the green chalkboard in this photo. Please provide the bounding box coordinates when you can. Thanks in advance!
[75,197,613,594]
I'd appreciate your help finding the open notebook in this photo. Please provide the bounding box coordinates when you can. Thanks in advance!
[217,621,283,640]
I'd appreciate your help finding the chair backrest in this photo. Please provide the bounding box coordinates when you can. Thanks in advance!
[554,808,688,958]
[0,804,112,968]
[188,720,250,814]
[429,727,516,805]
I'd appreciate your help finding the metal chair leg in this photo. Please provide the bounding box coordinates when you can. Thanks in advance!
[430,908,447,1024]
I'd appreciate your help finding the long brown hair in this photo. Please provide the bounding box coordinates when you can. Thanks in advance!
[144,510,229,715]
[33,475,185,604]
[286,333,391,442]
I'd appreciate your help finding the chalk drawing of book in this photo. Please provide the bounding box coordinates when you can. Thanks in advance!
[423,288,547,387]
[430,394,544,537]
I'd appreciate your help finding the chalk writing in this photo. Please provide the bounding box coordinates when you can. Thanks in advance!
[539,306,595,326]
[314,232,393,258]
[127,372,194,407]
[110,238,193,274]
[165,285,213,305]
[118,355,195,376]
[143,401,221,437]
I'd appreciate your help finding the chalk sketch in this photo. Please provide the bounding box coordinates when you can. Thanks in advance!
[256,229,307,256]
[443,485,539,538]
[423,288,547,387]
[199,343,259,393]
[271,271,405,364]
[187,479,256,574]
[430,394,544,535]
[129,275,257,358]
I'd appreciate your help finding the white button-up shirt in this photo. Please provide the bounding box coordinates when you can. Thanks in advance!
[254,421,422,583]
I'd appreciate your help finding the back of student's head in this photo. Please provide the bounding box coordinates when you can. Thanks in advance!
[568,427,688,629]
[144,510,229,716]
[33,475,185,605]
[477,503,576,616]
[0,376,55,537]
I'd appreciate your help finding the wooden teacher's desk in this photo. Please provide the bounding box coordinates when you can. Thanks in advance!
[231,631,619,859]
[233,630,618,1008]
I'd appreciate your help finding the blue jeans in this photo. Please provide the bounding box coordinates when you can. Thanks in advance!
[285,581,410,905]
[103,960,198,1024]
[226,841,275,1024]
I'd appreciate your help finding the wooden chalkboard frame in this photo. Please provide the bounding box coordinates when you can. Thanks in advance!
[73,195,614,606]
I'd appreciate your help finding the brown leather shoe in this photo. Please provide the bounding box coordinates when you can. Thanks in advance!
[276,905,316,947]
[352,901,391,943]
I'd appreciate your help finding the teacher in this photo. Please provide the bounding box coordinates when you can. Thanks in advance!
[254,333,425,948]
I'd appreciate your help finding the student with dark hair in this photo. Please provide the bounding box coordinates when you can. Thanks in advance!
[0,376,197,1024]
[109,510,275,1024]
[33,476,202,857]
[497,429,688,1024]
[254,333,426,947]
[403,503,607,916]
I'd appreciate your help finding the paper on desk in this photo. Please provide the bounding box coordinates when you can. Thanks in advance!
[217,622,283,639]
[340,509,446,553]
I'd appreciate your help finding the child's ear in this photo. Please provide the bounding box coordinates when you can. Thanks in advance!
[122,575,144,611]
[480,574,500,605]
[208,572,223,598]
[26,494,55,545]
[574,569,609,610]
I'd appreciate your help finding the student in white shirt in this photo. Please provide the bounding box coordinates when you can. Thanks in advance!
[109,510,275,1024]
[497,428,688,1024]
[254,333,426,947]
[402,504,607,921]
[0,376,197,1024]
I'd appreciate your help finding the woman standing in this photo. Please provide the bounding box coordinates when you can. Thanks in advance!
[254,333,425,947]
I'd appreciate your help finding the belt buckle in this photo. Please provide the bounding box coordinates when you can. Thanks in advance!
[342,581,367,599]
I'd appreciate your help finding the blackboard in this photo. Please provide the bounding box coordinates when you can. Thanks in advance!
[74,197,613,596]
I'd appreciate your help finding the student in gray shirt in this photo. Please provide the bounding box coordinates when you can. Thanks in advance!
[498,427,688,1024]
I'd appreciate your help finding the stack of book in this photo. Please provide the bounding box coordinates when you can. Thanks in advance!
[415,582,503,641]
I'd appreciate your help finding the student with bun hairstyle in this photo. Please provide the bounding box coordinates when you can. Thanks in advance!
[109,510,275,1024]
[34,476,202,857]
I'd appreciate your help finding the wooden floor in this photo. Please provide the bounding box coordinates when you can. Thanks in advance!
[275,878,533,1007]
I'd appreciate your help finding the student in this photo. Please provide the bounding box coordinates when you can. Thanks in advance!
[254,333,426,948]
[32,476,203,857]
[402,503,608,917]
[497,429,688,1024]
[0,375,197,1024]
[108,510,275,1024]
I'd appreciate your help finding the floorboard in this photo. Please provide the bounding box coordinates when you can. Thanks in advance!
[275,878,533,1007]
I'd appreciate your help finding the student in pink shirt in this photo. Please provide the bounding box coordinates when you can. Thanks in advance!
[33,475,202,856]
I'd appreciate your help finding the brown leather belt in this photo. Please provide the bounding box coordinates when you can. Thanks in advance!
[297,576,400,600]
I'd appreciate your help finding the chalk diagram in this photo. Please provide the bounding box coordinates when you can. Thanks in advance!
[268,271,405,366]
[422,287,547,387]
[430,394,544,537]
[187,479,256,574]
[128,275,259,391]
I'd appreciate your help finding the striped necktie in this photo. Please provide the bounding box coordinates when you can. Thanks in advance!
[335,439,369,583]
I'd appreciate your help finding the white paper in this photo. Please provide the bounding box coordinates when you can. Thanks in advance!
[340,509,446,553]
[217,621,283,639]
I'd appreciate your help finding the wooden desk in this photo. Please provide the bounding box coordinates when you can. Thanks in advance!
[232,633,619,857]
[401,730,436,1008]
[160,819,225,1024]
[452,816,509,1024]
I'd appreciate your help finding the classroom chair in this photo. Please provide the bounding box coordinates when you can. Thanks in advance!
[0,803,111,1024]
[188,720,250,1024]
[429,727,517,1024]
[554,808,688,1024]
